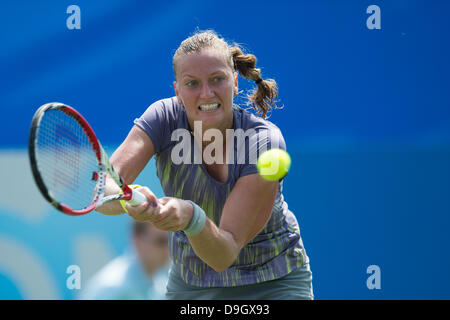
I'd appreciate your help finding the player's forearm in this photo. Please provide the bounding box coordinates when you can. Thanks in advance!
[94,177,127,215]
[187,218,241,273]
[95,200,125,215]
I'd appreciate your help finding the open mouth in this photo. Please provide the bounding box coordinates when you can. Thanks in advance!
[198,103,220,111]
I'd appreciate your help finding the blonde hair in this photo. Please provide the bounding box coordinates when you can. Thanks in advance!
[173,29,280,119]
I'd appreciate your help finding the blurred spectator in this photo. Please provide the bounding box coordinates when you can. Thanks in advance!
[79,221,170,300]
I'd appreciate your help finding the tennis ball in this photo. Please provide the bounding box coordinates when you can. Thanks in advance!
[257,148,291,181]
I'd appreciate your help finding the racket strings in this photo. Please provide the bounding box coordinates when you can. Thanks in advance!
[35,109,100,210]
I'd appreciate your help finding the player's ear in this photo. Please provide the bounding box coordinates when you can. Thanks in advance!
[173,81,182,104]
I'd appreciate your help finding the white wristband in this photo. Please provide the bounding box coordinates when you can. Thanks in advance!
[184,201,206,237]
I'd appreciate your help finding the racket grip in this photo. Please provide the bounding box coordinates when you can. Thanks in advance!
[127,189,147,206]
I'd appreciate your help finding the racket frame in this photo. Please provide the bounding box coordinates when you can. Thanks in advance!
[29,102,137,216]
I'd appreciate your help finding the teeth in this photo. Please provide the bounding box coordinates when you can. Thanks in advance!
[199,103,219,111]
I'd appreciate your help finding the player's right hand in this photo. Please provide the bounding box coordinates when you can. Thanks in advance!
[125,186,159,222]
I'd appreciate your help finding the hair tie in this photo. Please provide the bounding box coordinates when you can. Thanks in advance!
[255,78,263,84]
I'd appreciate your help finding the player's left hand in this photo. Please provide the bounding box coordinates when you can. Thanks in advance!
[128,195,194,231]
[150,197,194,231]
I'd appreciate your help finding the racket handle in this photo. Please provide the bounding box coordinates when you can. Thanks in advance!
[127,189,147,206]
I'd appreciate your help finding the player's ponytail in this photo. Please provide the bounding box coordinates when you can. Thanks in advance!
[231,47,280,119]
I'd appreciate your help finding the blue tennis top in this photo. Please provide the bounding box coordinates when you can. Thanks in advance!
[134,97,309,287]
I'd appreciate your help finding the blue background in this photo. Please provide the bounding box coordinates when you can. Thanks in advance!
[0,0,449,299]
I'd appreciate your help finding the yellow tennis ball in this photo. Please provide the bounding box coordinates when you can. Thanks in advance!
[257,148,291,181]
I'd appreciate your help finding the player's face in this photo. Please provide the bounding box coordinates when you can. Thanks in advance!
[174,48,238,133]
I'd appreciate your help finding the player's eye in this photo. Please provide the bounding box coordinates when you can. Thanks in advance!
[186,80,198,87]
[212,76,224,83]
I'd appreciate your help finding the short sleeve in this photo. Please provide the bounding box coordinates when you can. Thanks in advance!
[238,126,287,178]
[134,99,173,154]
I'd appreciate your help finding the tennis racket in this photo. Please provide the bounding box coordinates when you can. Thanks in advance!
[28,102,147,216]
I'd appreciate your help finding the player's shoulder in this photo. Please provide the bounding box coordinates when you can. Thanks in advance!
[144,96,185,124]
[148,96,181,113]
[233,105,282,133]
[233,105,285,147]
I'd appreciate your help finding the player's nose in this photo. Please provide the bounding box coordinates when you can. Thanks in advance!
[199,82,214,99]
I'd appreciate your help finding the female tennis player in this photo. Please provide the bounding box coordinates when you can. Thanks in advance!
[97,30,313,300]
